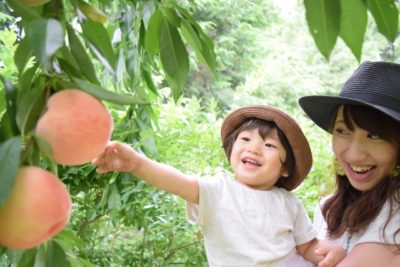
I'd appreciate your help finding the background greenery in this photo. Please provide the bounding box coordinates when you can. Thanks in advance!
[0,0,399,266]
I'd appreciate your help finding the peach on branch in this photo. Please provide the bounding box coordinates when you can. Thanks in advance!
[0,166,72,249]
[36,89,113,165]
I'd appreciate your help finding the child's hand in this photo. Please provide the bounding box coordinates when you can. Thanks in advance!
[92,141,138,173]
[315,242,346,267]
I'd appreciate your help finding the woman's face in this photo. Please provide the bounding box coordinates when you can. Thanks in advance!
[332,106,399,191]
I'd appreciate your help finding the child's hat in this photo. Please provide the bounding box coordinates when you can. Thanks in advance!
[299,61,400,132]
[221,105,312,191]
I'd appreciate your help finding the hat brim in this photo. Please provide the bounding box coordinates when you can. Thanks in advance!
[299,95,400,132]
[221,105,312,191]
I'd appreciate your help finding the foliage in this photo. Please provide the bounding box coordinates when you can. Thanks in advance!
[183,0,280,110]
[304,0,399,60]
[0,0,216,265]
[1,0,399,265]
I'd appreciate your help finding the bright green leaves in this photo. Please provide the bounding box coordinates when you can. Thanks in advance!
[305,0,399,60]
[27,19,64,69]
[366,0,398,42]
[143,5,217,101]
[0,137,21,206]
[160,15,189,101]
[145,9,163,59]
[339,0,367,61]
[81,20,117,73]
[304,0,340,60]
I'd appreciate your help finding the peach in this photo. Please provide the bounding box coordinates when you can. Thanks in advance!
[36,89,113,165]
[21,0,50,7]
[0,166,72,249]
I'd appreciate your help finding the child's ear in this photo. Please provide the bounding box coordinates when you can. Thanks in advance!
[280,167,289,178]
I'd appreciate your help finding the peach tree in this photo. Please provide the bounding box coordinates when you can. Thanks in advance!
[0,0,216,265]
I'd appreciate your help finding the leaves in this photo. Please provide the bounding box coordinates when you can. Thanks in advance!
[0,136,21,206]
[305,0,399,60]
[160,16,189,101]
[366,0,398,42]
[339,0,367,61]
[27,19,64,68]
[304,0,340,60]
[81,20,116,73]
[71,78,149,105]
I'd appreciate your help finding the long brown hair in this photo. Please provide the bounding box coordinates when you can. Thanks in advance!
[323,105,400,249]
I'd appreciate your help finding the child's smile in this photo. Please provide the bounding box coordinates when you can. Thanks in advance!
[230,128,288,190]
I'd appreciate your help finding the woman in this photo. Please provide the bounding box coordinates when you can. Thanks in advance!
[299,61,400,266]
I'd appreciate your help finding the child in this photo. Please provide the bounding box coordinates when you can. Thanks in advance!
[92,105,345,266]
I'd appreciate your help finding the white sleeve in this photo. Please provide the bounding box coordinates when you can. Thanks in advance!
[290,194,317,245]
[186,174,224,226]
[312,200,329,240]
[353,200,400,247]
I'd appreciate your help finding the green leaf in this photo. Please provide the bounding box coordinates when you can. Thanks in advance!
[366,0,398,42]
[108,183,121,211]
[159,16,189,101]
[163,7,181,28]
[81,20,116,72]
[66,25,99,84]
[339,0,367,61]
[1,76,19,136]
[145,9,163,58]
[70,78,150,105]
[304,0,340,60]
[0,136,21,206]
[16,249,37,267]
[16,85,46,135]
[14,37,33,74]
[5,0,41,21]
[45,241,70,267]
[142,62,158,95]
[180,19,216,75]
[19,64,39,93]
[27,19,64,68]
[175,5,217,74]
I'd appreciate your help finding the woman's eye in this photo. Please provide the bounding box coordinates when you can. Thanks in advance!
[367,133,381,140]
[241,137,250,141]
[334,127,349,135]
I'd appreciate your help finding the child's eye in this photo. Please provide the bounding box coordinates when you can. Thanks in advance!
[241,137,250,141]
[265,143,277,148]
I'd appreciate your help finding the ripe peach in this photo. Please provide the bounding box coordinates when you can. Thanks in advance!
[36,89,113,165]
[21,0,50,7]
[0,166,72,249]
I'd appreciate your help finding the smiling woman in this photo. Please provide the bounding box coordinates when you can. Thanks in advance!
[299,61,400,266]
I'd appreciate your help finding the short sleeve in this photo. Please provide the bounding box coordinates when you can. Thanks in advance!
[290,194,317,245]
[186,174,225,226]
[352,200,400,249]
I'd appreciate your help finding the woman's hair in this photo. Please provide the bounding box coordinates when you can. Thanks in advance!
[222,118,295,187]
[323,105,400,249]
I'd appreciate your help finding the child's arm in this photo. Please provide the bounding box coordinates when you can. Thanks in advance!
[296,238,346,267]
[92,141,199,204]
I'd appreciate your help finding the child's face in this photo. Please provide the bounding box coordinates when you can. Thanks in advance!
[230,128,288,190]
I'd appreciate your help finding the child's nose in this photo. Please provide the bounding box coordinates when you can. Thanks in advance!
[247,140,261,154]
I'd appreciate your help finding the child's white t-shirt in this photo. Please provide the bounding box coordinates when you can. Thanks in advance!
[186,173,316,267]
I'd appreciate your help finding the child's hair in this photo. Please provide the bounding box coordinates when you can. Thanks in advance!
[222,118,295,188]
[324,105,400,250]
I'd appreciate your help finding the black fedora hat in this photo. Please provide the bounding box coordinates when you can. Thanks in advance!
[299,61,400,132]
